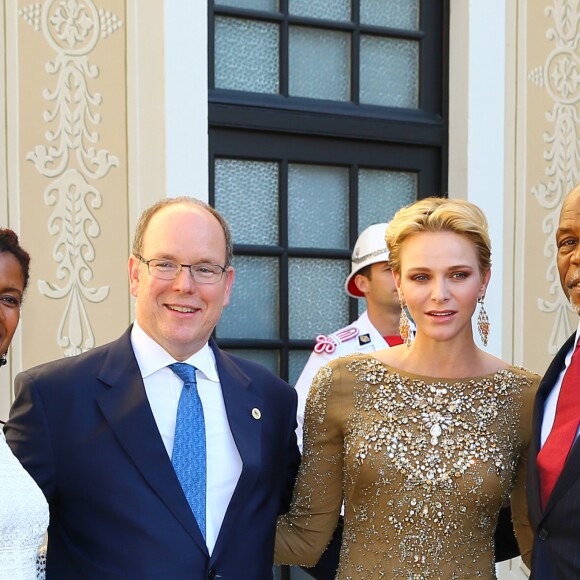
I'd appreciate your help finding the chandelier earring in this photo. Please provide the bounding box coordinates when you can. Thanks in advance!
[0,351,7,367]
[398,299,412,349]
[477,296,490,347]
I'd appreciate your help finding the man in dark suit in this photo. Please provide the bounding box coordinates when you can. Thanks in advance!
[5,197,300,579]
[528,183,580,579]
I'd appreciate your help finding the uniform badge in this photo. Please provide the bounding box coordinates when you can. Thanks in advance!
[358,334,371,346]
[314,326,359,354]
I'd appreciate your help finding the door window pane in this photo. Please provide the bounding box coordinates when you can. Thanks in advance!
[213,4,424,110]
[289,0,351,22]
[289,258,349,340]
[217,256,279,339]
[225,349,279,375]
[288,164,349,248]
[215,0,279,12]
[360,36,419,108]
[215,17,279,93]
[358,169,417,231]
[289,351,311,386]
[289,27,350,101]
[360,0,420,30]
[215,159,279,245]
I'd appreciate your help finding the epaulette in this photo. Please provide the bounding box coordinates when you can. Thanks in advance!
[313,325,359,354]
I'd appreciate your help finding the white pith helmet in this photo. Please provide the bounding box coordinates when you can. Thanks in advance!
[344,223,390,298]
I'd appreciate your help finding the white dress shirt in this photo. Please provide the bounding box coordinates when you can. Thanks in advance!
[131,322,242,554]
[541,321,580,447]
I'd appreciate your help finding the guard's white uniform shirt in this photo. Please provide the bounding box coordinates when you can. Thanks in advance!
[294,310,388,451]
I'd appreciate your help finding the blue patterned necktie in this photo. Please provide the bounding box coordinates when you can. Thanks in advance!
[170,363,206,539]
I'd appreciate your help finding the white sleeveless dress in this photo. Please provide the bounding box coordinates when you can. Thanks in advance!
[0,430,49,579]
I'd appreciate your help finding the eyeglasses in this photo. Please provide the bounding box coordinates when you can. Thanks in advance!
[136,255,227,284]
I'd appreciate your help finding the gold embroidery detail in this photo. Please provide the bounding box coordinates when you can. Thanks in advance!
[277,356,538,579]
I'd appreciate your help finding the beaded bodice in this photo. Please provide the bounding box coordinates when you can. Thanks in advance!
[276,355,539,579]
[0,430,49,579]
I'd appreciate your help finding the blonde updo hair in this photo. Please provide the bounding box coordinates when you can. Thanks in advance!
[386,197,491,277]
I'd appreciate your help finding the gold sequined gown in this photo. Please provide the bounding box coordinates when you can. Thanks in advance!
[275,355,539,579]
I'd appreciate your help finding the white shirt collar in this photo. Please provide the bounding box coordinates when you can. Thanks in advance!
[574,321,580,351]
[131,321,220,382]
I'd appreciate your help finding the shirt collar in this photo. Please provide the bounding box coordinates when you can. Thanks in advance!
[131,321,220,382]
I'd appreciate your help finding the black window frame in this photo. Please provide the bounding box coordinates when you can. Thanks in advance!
[209,0,450,385]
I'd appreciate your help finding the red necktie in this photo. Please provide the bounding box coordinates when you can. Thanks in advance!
[384,335,404,347]
[537,343,580,508]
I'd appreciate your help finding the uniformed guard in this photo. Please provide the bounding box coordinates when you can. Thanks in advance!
[294,222,404,450]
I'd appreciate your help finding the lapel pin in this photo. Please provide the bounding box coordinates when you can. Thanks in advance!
[252,408,261,420]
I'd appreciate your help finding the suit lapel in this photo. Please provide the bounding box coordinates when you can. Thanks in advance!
[95,329,208,554]
[209,342,263,559]
[532,333,580,520]
[546,435,580,511]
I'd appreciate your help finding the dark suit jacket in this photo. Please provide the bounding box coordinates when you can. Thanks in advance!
[5,327,300,579]
[528,332,580,579]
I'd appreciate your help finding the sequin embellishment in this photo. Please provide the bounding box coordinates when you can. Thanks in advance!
[275,356,538,580]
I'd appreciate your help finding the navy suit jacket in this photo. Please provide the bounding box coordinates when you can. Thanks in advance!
[5,327,300,579]
[528,332,580,579]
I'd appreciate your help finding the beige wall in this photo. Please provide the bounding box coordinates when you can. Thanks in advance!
[514,0,580,375]
[0,0,167,419]
[17,0,130,366]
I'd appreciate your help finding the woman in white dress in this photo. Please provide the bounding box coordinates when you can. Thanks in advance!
[0,229,49,579]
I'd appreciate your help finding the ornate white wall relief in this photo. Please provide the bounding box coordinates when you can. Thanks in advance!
[19,0,123,356]
[530,0,580,354]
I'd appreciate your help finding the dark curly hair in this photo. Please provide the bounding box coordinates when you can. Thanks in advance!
[0,229,31,292]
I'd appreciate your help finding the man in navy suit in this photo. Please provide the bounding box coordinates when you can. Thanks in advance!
[5,197,300,579]
[528,183,580,579]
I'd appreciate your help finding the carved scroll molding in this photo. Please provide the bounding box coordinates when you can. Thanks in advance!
[19,0,123,356]
[530,0,580,355]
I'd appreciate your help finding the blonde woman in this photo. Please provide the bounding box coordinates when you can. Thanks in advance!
[276,198,538,579]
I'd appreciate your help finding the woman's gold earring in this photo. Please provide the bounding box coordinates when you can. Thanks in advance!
[399,302,412,348]
[477,296,490,347]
